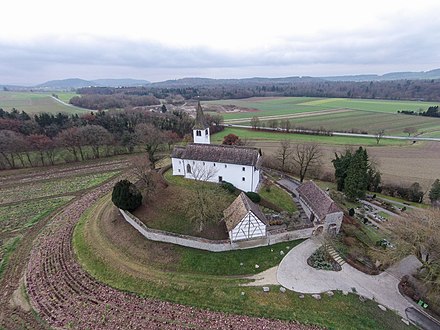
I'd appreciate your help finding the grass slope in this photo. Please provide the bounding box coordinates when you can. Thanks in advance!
[72,195,410,329]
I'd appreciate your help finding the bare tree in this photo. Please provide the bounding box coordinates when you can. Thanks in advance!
[275,140,293,172]
[250,116,260,130]
[79,125,113,159]
[403,127,417,137]
[135,123,165,168]
[291,143,322,182]
[268,119,278,129]
[280,119,291,132]
[130,155,157,200]
[375,129,385,144]
[190,162,219,181]
[384,209,440,296]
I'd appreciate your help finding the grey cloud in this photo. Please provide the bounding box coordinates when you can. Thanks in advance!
[1,21,440,85]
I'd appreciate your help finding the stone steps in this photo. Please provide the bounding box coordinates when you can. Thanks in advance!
[325,245,346,265]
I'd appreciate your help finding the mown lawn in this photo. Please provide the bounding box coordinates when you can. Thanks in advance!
[259,184,297,213]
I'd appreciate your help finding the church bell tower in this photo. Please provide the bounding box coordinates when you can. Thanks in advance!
[193,101,210,144]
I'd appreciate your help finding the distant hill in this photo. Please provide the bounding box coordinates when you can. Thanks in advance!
[152,76,321,87]
[91,78,151,87]
[2,68,440,90]
[35,78,151,89]
[323,69,440,82]
[36,78,95,89]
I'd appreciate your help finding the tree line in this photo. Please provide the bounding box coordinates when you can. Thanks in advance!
[0,107,223,170]
[70,79,440,111]
[398,105,440,118]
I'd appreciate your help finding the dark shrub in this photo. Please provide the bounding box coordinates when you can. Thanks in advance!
[245,192,261,203]
[112,179,142,211]
[221,181,236,194]
[348,208,355,216]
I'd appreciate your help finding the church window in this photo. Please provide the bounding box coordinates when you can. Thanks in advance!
[196,130,202,136]
[242,177,245,181]
[224,164,227,168]
[242,167,245,171]
[205,129,208,135]
[187,164,192,174]
[213,163,216,166]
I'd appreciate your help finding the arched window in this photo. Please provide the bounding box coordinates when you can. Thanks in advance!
[205,129,208,135]
[187,164,192,174]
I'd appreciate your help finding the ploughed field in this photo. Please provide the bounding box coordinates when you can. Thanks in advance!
[0,158,127,328]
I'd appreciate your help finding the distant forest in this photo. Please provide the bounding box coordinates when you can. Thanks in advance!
[69,78,440,110]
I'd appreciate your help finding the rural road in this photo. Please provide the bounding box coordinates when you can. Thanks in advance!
[223,124,440,142]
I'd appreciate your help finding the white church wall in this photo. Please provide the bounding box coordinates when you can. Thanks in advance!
[171,158,184,176]
[183,159,260,192]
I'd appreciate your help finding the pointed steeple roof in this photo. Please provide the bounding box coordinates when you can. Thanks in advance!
[193,101,208,129]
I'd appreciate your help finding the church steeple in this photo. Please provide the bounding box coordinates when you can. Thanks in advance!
[193,101,210,144]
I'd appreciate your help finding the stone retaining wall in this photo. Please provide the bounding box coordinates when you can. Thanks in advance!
[120,209,314,252]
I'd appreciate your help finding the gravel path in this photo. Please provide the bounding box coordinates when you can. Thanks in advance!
[277,239,417,317]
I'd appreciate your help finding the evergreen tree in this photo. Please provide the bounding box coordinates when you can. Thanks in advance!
[333,147,379,200]
[429,179,440,205]
[112,180,142,211]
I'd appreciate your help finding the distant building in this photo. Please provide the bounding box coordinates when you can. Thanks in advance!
[224,192,267,242]
[171,102,261,192]
[297,181,343,235]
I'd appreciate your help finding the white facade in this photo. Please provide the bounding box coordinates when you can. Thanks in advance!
[171,158,260,192]
[229,211,267,242]
[193,128,210,144]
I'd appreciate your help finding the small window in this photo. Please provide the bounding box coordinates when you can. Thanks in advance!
[196,130,202,136]
[224,164,227,168]
[213,163,216,167]
[203,162,205,165]
[178,169,181,173]
[218,176,223,182]
[242,177,245,181]
[187,164,192,174]
[205,129,208,135]
[193,161,195,165]
[242,167,245,171]
[179,160,181,164]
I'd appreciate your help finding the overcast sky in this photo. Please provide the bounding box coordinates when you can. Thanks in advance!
[1,0,440,85]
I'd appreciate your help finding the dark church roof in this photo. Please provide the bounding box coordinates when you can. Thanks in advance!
[171,144,261,167]
[193,101,208,129]
[224,192,267,231]
[297,181,342,220]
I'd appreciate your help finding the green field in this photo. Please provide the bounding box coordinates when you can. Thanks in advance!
[208,97,440,137]
[0,91,85,114]
[212,127,406,146]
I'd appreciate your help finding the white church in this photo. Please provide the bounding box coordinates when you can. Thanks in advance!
[171,102,262,192]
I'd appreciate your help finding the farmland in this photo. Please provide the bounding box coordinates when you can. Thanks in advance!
[208,97,440,137]
[0,91,85,114]
[212,127,440,192]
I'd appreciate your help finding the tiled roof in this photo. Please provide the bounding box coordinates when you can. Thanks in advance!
[224,192,267,231]
[171,143,261,167]
[297,181,342,220]
[193,101,208,129]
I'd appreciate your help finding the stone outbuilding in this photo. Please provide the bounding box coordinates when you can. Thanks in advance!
[296,181,343,235]
[223,192,268,242]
